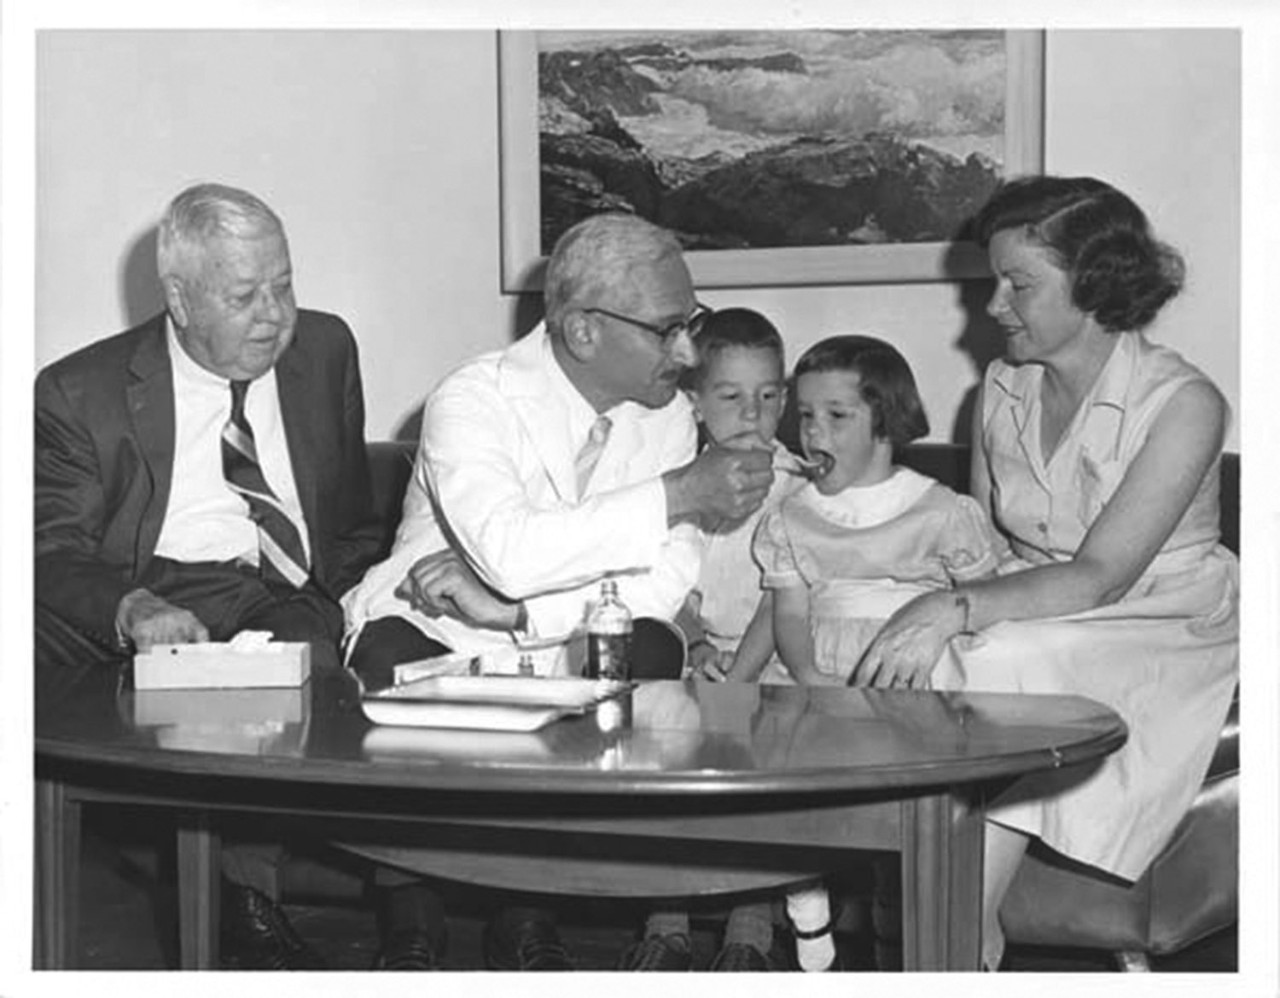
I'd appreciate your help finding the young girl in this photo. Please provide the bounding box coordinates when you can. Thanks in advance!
[754,334,1004,686]
[752,334,1004,968]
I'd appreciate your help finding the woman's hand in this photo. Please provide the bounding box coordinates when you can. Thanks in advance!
[853,590,964,689]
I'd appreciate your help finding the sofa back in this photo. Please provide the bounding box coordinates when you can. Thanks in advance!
[366,440,1240,557]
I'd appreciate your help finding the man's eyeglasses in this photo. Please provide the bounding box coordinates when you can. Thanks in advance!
[582,302,713,343]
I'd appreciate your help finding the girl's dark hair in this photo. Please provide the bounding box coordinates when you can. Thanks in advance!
[794,335,929,448]
[684,307,785,390]
[973,175,1184,332]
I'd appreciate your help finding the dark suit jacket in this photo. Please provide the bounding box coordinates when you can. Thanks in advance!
[35,309,386,647]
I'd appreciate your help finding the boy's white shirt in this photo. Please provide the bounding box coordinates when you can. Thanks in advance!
[694,440,805,647]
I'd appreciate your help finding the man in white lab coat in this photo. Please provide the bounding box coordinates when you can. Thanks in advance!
[344,213,773,685]
[341,213,776,969]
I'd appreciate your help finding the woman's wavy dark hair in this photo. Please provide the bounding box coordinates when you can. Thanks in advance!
[794,335,929,449]
[973,175,1185,332]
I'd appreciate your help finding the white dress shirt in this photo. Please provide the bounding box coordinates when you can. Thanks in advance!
[154,320,310,566]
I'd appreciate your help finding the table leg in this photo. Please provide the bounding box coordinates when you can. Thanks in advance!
[176,811,220,969]
[33,778,81,969]
[899,789,983,971]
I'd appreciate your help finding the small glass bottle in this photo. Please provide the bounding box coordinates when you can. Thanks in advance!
[517,650,535,677]
[584,578,633,682]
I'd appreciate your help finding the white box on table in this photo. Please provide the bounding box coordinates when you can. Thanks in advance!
[133,641,311,690]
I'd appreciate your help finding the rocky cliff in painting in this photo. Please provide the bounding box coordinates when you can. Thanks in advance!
[536,37,1003,254]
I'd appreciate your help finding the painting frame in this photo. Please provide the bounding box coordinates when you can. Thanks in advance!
[498,29,1045,292]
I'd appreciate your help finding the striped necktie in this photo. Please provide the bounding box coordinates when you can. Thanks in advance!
[574,415,612,499]
[222,379,310,588]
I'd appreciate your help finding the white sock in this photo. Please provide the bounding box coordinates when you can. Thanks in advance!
[787,883,835,971]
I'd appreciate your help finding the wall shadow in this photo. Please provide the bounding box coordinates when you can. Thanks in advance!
[389,291,545,442]
[941,239,1003,446]
[119,226,165,328]
[511,290,544,343]
[391,408,423,444]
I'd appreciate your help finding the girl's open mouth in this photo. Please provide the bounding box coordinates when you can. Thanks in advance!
[794,451,835,479]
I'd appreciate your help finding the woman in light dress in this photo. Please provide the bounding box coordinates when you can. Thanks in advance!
[855,175,1239,970]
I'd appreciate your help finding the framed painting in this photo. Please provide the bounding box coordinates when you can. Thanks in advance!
[499,29,1044,291]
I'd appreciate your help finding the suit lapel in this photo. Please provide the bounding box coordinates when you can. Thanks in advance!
[499,328,578,503]
[124,316,177,566]
[275,325,320,544]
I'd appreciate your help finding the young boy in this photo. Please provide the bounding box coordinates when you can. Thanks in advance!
[621,307,804,972]
[678,307,806,686]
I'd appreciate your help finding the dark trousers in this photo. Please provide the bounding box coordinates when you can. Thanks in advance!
[36,557,343,670]
[349,613,685,925]
[346,614,686,691]
[36,557,345,898]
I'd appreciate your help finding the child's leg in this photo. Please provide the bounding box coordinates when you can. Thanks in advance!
[642,908,691,943]
[785,880,836,971]
[618,908,693,970]
[721,900,773,954]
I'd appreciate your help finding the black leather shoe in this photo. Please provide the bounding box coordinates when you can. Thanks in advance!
[483,908,574,970]
[220,881,326,970]
[373,883,448,970]
[617,932,693,970]
[710,941,787,971]
[372,929,446,970]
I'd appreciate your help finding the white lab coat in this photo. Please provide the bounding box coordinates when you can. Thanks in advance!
[343,325,701,665]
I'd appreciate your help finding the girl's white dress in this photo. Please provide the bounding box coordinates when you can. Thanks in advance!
[933,331,1239,880]
[753,467,1003,682]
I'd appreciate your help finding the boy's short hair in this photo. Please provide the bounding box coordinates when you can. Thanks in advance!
[794,335,929,448]
[684,307,785,391]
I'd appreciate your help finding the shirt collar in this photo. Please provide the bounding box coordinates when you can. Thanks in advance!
[165,315,278,403]
[540,328,620,442]
[165,315,229,390]
[1087,330,1137,413]
[989,331,1136,415]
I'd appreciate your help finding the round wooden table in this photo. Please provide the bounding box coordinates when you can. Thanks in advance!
[35,664,1126,970]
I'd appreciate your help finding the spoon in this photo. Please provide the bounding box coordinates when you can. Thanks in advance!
[789,453,834,478]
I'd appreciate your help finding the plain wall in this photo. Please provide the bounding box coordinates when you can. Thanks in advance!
[35,28,1241,448]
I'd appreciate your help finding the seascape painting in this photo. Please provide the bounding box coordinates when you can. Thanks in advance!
[499,29,1044,288]
[537,29,1012,252]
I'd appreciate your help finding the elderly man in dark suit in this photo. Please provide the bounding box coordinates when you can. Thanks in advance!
[35,182,384,968]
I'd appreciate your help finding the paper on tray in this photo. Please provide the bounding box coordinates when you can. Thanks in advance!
[360,674,628,731]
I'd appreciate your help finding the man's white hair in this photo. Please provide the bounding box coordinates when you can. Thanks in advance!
[156,183,285,283]
[543,213,683,333]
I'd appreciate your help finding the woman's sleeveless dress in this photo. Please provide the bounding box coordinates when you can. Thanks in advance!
[932,331,1239,880]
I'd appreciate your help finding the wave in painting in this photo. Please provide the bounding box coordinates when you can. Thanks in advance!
[536,30,1007,252]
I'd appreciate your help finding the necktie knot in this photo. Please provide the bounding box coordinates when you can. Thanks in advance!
[588,415,612,447]
[574,415,612,499]
[229,379,251,422]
